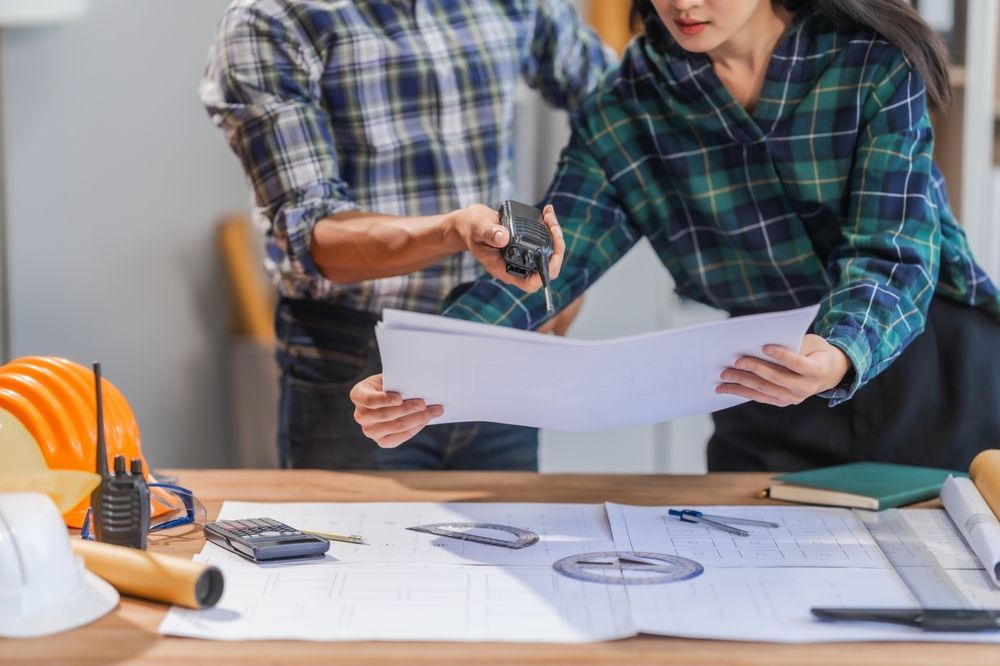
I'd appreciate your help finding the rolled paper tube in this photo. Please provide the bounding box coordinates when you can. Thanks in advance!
[970,449,1000,520]
[71,539,224,609]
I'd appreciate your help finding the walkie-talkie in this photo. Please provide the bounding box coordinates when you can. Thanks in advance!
[89,362,150,549]
[498,200,555,313]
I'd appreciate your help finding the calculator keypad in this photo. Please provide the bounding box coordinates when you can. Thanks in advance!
[214,518,303,540]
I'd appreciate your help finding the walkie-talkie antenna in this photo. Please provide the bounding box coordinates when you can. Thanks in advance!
[536,253,554,314]
[93,362,108,477]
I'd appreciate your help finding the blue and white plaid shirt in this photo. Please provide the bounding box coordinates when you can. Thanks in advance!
[201,0,614,314]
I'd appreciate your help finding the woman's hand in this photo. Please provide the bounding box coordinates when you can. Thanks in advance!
[536,295,584,336]
[715,334,850,407]
[350,374,443,448]
[448,203,564,293]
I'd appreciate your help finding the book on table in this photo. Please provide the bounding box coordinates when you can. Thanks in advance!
[767,461,962,510]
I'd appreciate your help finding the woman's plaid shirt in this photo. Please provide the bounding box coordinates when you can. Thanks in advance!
[444,8,1000,402]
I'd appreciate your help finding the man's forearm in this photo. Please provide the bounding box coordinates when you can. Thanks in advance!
[310,210,464,283]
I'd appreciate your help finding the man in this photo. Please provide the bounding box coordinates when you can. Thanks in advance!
[201,0,614,470]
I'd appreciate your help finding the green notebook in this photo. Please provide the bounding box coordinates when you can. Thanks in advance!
[768,462,964,510]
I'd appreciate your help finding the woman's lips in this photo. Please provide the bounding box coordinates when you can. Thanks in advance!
[675,20,708,36]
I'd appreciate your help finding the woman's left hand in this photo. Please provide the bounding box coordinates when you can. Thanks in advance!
[715,334,851,407]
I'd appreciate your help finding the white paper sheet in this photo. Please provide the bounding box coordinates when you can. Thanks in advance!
[159,562,635,643]
[376,304,819,431]
[158,501,632,642]
[608,503,1000,643]
[199,501,615,568]
[940,475,1000,586]
[605,503,889,568]
[158,501,1000,644]
[624,566,995,643]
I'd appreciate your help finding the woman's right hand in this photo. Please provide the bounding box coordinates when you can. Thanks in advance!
[350,374,443,448]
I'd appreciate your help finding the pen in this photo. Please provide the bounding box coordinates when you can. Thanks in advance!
[298,529,368,545]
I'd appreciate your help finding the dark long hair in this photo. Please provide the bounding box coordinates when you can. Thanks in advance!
[629,0,952,110]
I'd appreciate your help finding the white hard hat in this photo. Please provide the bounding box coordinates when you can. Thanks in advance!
[0,492,119,638]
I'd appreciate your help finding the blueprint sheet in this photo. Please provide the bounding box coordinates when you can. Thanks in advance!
[195,501,616,568]
[376,305,818,431]
[159,502,1000,643]
[159,563,635,642]
[608,504,1000,643]
[159,502,633,642]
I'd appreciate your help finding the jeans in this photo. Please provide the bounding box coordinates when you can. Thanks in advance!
[274,297,538,471]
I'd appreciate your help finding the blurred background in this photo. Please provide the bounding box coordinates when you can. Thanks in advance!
[0,0,996,474]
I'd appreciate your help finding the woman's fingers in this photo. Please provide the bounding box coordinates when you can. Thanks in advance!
[760,344,811,374]
[716,381,794,407]
[542,204,565,279]
[722,335,851,407]
[716,368,803,406]
[728,355,812,398]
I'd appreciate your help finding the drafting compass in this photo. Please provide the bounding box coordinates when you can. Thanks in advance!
[553,551,704,585]
[407,522,539,549]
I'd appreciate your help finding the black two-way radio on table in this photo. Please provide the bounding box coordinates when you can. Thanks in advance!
[89,362,150,549]
[498,200,555,313]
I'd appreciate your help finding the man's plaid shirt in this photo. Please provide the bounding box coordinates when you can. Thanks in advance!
[444,7,1000,402]
[201,0,613,314]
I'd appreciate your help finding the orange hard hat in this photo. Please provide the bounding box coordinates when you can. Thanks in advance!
[0,356,173,528]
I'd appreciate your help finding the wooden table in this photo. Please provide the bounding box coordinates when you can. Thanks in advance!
[2,470,996,665]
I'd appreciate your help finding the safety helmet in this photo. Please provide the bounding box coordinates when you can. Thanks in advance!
[0,492,119,638]
[0,357,173,528]
[0,405,100,512]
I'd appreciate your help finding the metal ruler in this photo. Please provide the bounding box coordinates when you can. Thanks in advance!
[858,508,974,608]
[812,509,1000,631]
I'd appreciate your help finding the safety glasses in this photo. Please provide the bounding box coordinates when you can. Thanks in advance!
[80,482,206,541]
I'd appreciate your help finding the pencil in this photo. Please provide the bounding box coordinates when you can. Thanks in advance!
[299,529,368,545]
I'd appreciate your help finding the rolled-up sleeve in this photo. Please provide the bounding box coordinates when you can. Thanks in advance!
[200,4,358,283]
[815,55,940,403]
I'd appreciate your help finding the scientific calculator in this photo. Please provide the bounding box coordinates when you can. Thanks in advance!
[204,517,330,563]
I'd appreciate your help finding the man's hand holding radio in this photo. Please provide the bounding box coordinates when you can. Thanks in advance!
[446,203,564,292]
[353,203,567,449]
[310,204,562,285]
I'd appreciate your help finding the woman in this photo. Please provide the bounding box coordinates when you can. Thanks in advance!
[352,0,1000,471]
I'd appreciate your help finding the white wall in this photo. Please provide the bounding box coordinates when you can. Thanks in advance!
[2,0,248,468]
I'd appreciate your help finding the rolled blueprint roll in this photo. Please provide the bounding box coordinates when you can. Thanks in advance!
[970,449,1000,519]
[71,539,224,609]
[940,475,1000,587]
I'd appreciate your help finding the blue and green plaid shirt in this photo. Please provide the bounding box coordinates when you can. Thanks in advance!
[443,7,1000,402]
[201,0,613,314]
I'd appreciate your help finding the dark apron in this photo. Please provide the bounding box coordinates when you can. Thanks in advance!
[708,296,1000,472]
